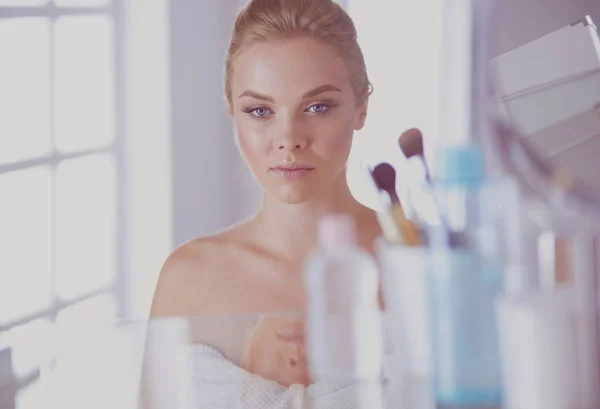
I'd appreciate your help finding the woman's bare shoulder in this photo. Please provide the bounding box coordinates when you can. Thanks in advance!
[149,220,254,318]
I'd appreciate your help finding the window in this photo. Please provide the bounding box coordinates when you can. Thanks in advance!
[0,1,125,407]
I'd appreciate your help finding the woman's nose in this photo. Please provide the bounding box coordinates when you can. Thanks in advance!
[278,140,306,151]
[275,118,308,151]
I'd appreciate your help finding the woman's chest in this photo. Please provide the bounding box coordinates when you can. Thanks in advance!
[212,250,308,314]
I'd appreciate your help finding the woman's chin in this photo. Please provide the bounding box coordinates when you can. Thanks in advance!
[258,172,318,204]
[265,184,317,204]
[271,191,312,205]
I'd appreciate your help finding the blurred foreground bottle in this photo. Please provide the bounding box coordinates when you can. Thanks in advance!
[304,214,384,409]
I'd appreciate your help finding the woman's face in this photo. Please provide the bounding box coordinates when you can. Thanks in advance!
[230,36,368,204]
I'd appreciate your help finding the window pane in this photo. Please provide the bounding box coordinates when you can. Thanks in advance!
[56,293,117,325]
[0,18,52,165]
[0,168,53,325]
[54,16,115,153]
[55,154,116,300]
[54,0,113,6]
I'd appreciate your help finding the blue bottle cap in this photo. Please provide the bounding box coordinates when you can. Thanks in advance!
[436,145,486,187]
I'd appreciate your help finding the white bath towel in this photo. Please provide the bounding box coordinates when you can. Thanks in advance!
[176,343,400,409]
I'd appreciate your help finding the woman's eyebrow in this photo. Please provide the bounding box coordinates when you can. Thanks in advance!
[302,84,342,98]
[238,90,274,102]
[237,84,342,102]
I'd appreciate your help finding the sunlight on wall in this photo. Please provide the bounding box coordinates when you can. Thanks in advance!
[127,0,173,318]
[347,0,443,214]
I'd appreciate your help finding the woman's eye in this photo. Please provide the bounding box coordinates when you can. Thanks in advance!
[307,104,330,114]
[252,107,270,118]
[242,106,272,119]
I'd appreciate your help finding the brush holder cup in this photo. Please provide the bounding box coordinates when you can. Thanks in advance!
[376,240,431,380]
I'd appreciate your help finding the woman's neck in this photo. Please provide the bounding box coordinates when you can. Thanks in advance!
[251,173,380,260]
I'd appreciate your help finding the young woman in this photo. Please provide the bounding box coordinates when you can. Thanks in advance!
[144,0,389,392]
[151,0,381,318]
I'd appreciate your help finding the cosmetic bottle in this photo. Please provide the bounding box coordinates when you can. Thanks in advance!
[304,213,384,408]
[427,145,505,408]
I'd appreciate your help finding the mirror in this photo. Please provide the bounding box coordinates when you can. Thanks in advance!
[489,0,600,216]
[488,6,600,401]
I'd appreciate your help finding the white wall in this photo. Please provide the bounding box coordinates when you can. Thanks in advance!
[346,0,443,213]
[167,0,262,248]
[126,0,174,318]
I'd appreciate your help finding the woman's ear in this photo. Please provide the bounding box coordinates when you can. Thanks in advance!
[354,98,369,131]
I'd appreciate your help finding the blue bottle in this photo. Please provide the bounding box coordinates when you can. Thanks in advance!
[427,145,505,408]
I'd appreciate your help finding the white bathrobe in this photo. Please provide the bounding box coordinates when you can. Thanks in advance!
[175,343,403,409]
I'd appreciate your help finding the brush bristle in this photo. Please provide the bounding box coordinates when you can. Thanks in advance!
[371,162,399,203]
[399,128,424,159]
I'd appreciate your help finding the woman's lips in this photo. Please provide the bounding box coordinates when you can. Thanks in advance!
[271,162,315,180]
[272,168,313,179]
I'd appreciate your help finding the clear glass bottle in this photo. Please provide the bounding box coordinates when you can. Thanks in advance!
[303,213,384,409]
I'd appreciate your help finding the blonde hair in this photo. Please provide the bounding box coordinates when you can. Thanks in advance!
[224,0,373,110]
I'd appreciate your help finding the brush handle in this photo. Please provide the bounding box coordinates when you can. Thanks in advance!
[418,154,433,185]
[389,190,401,205]
[375,210,402,243]
[391,204,421,246]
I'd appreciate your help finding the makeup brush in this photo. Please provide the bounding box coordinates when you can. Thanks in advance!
[371,162,421,246]
[372,162,400,204]
[369,168,403,244]
[399,128,431,183]
[399,128,452,238]
[363,163,403,243]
